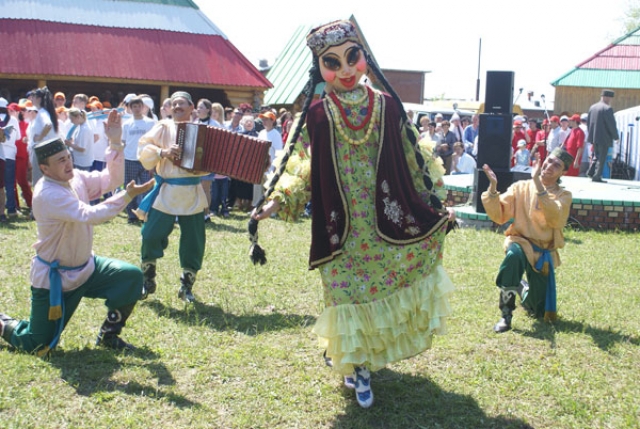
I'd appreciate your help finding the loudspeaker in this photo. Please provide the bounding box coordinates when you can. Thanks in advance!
[485,71,514,116]
[477,113,512,170]
[473,169,532,213]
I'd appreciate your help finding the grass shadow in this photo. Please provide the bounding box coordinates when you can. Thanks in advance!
[47,347,199,409]
[0,220,32,230]
[204,220,245,233]
[141,299,316,335]
[521,317,640,352]
[331,368,534,429]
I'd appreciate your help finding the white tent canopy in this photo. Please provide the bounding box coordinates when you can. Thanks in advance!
[614,106,640,181]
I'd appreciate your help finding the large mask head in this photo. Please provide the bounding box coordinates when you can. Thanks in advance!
[307,20,367,92]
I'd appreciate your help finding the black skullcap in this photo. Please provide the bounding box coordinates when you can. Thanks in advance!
[35,137,67,165]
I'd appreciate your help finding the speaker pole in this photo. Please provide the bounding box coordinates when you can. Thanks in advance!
[476,38,482,102]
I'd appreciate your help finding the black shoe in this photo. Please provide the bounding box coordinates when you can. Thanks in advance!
[178,285,195,303]
[141,279,156,300]
[323,350,333,367]
[592,178,607,183]
[96,333,136,351]
[127,218,140,225]
[493,317,512,333]
[141,263,157,300]
[1,313,17,342]
[178,272,196,303]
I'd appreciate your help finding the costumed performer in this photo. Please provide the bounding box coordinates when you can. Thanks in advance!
[250,20,456,408]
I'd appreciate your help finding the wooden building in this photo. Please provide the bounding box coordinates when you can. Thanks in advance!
[552,26,640,115]
[0,0,271,110]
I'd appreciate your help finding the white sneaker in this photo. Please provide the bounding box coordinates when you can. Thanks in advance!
[354,366,374,408]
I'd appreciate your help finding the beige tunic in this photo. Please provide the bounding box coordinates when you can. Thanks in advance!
[137,120,208,217]
[481,179,572,270]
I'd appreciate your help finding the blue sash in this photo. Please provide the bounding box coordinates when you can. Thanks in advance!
[531,243,557,321]
[137,174,202,216]
[36,256,88,351]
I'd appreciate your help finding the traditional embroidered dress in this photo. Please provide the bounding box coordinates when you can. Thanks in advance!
[268,84,454,374]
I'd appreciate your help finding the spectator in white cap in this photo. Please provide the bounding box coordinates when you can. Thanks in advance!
[141,96,158,122]
[121,93,137,116]
[513,139,531,167]
[450,113,464,142]
[434,112,444,124]
[123,93,136,105]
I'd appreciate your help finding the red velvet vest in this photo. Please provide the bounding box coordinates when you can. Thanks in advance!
[307,92,447,269]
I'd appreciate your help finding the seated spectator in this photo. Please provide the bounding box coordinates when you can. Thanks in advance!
[451,142,477,174]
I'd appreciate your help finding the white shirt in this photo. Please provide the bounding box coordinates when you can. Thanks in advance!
[0,116,19,160]
[92,117,109,162]
[122,116,156,161]
[71,122,94,168]
[546,127,562,153]
[31,108,59,146]
[258,128,284,171]
[454,152,477,174]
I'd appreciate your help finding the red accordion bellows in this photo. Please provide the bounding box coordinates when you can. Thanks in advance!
[174,123,271,184]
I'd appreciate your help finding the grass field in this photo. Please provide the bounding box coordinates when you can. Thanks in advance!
[0,211,638,429]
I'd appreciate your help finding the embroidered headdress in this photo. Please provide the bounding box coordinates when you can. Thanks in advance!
[306,20,361,56]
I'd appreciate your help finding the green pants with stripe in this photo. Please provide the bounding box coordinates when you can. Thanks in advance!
[495,243,549,317]
[8,256,142,353]
[140,209,206,272]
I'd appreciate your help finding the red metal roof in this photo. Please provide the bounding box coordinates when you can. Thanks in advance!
[1,18,271,89]
[578,45,640,70]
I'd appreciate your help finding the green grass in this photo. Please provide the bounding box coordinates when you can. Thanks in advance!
[0,212,639,429]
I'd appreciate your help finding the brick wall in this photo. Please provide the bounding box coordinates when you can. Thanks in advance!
[446,189,640,231]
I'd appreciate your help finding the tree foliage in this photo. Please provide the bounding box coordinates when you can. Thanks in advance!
[623,0,640,34]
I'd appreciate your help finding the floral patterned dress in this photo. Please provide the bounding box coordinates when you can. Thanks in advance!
[269,84,454,375]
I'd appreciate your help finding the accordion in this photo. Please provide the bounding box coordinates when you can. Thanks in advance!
[174,123,272,184]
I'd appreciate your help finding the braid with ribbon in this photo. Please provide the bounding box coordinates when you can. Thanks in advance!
[247,60,323,265]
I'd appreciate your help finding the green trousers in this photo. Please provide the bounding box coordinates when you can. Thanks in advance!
[140,209,205,272]
[9,256,142,353]
[495,243,549,318]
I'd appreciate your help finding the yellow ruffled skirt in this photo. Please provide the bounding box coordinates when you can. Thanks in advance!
[313,263,454,375]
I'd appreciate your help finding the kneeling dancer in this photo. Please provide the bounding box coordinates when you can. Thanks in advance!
[481,147,574,333]
[0,110,153,356]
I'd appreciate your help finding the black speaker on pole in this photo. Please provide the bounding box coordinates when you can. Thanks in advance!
[477,113,512,170]
[484,70,514,116]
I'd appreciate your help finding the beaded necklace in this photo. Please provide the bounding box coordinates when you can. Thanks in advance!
[326,86,380,146]
[333,85,368,106]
